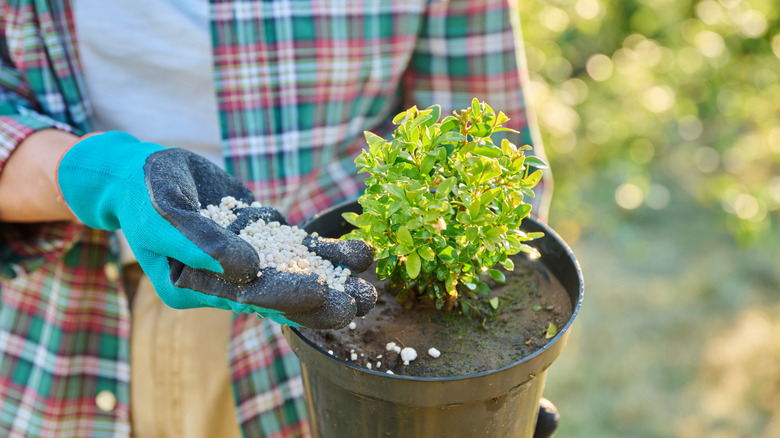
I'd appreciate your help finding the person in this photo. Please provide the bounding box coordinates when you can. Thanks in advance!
[0,0,553,436]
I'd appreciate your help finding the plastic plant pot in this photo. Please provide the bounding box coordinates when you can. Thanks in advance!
[283,200,584,438]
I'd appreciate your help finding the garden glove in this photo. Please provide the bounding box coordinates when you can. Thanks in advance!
[171,206,377,328]
[57,130,376,329]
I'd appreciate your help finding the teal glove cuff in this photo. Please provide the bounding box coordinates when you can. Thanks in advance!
[57,131,233,306]
[58,131,165,230]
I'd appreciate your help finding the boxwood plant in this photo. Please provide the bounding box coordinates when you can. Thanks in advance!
[343,99,547,316]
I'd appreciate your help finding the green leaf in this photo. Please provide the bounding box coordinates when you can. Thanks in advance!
[495,111,509,127]
[393,109,411,124]
[439,116,460,135]
[476,281,491,296]
[514,203,532,219]
[489,297,500,310]
[544,322,558,339]
[526,169,543,187]
[481,187,502,206]
[439,246,458,263]
[421,154,437,175]
[364,130,386,150]
[397,226,414,247]
[510,157,526,172]
[463,279,478,290]
[342,212,359,226]
[425,104,441,125]
[436,177,457,197]
[410,113,433,131]
[387,200,403,215]
[471,98,481,117]
[355,213,377,227]
[436,264,448,281]
[435,131,467,145]
[405,187,425,205]
[520,244,541,258]
[376,256,397,279]
[406,251,421,279]
[432,147,447,161]
[460,244,478,261]
[468,199,480,218]
[472,144,502,158]
[524,156,549,169]
[445,273,458,296]
[485,226,507,237]
[479,162,503,184]
[519,186,536,199]
[417,246,436,261]
[468,123,493,138]
[506,235,523,253]
[407,216,424,230]
[483,102,495,119]
[526,231,545,240]
[500,258,515,270]
[487,269,506,283]
[442,142,456,158]
[460,141,477,156]
[393,245,413,256]
[384,184,407,200]
[396,288,409,304]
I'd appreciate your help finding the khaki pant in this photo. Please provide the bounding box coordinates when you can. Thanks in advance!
[129,266,243,438]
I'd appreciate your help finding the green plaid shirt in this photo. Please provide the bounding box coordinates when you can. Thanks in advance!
[0,0,548,436]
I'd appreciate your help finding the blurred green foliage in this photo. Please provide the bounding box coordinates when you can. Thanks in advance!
[517,0,780,248]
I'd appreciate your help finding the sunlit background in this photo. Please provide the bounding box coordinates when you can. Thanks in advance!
[515,0,780,436]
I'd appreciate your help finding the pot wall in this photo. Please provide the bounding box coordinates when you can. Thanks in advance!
[283,201,584,438]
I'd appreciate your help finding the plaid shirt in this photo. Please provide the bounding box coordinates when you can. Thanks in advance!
[0,0,548,436]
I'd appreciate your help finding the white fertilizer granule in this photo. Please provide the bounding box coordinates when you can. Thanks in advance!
[201,196,350,291]
[400,347,417,366]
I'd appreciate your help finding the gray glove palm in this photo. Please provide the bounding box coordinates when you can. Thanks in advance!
[172,206,377,329]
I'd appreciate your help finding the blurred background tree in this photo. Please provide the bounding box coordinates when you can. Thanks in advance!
[514,0,780,436]
[518,0,779,248]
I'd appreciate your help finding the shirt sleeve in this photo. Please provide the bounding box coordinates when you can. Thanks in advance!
[0,38,85,279]
[401,0,552,221]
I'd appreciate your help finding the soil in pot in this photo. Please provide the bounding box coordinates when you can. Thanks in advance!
[298,254,573,378]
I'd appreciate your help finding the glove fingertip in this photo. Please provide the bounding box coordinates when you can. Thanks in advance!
[304,237,374,273]
[237,269,329,314]
[286,291,357,330]
[346,277,377,317]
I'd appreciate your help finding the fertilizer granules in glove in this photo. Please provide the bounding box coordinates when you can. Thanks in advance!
[200,197,350,292]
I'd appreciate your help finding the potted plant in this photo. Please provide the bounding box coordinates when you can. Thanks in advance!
[282,101,584,438]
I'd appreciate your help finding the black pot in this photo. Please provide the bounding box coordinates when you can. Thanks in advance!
[283,201,584,438]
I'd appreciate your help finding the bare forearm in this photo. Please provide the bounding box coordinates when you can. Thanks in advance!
[0,129,79,222]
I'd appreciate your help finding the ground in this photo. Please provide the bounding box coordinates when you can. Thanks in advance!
[542,191,780,437]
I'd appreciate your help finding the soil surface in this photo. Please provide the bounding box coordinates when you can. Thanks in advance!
[299,255,573,378]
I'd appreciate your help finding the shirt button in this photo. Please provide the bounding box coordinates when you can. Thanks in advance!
[95,390,117,412]
[104,262,120,282]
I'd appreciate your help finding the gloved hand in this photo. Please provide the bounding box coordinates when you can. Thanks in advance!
[534,397,559,438]
[57,131,376,328]
[171,206,377,328]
